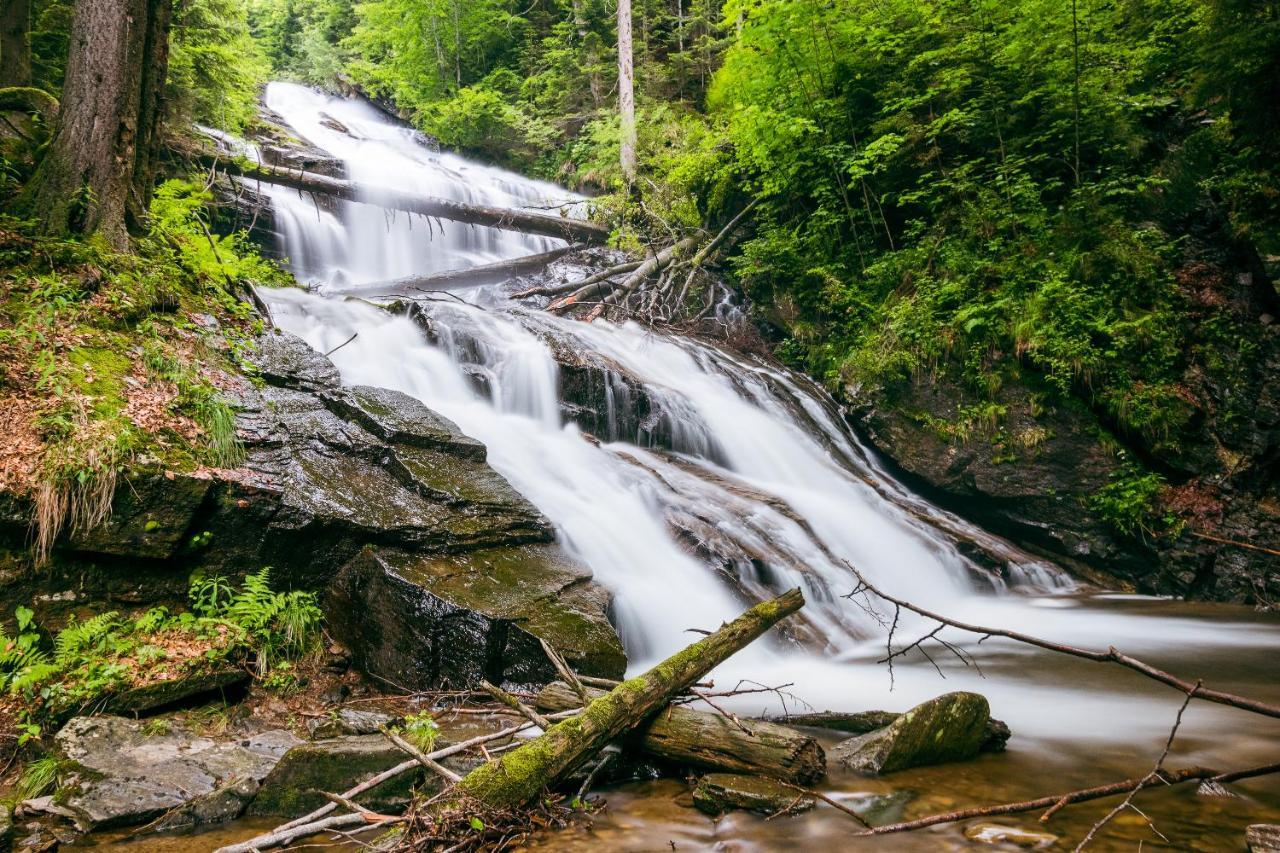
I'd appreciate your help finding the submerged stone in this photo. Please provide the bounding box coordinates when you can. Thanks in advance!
[964,822,1059,849]
[326,545,625,689]
[830,692,991,775]
[54,716,300,831]
[692,773,813,816]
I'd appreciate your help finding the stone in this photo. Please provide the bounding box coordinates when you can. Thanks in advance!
[1249,825,1280,852]
[830,692,991,775]
[840,789,915,826]
[64,469,212,559]
[150,777,261,831]
[103,665,249,715]
[54,716,300,831]
[248,734,465,816]
[691,773,814,816]
[307,708,400,739]
[781,710,1010,754]
[964,822,1059,849]
[323,385,486,460]
[326,545,626,689]
[248,330,341,390]
[0,805,12,852]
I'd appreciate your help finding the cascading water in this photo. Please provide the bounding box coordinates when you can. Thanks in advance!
[240,83,1279,782]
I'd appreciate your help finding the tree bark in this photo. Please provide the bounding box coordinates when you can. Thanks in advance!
[0,0,30,87]
[335,245,577,296]
[616,0,637,184]
[458,588,805,809]
[200,154,611,244]
[129,0,172,223]
[536,681,826,783]
[21,0,164,248]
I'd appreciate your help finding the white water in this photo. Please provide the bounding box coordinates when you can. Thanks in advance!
[248,82,1279,749]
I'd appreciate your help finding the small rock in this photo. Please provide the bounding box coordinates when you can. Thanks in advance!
[0,805,12,852]
[1249,825,1280,852]
[830,692,991,775]
[964,822,1058,849]
[307,708,400,739]
[151,777,261,831]
[692,773,813,816]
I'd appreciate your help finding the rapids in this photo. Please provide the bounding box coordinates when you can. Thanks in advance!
[234,81,1279,849]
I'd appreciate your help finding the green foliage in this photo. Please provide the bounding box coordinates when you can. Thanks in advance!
[169,0,272,131]
[1088,463,1177,539]
[399,711,440,750]
[1,572,322,732]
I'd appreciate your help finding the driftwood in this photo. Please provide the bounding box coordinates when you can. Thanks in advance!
[458,588,806,809]
[336,245,578,296]
[537,681,826,783]
[196,153,610,244]
[547,236,698,312]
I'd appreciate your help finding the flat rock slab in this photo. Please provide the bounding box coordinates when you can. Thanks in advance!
[692,773,813,816]
[324,385,486,460]
[964,822,1059,848]
[249,330,341,390]
[327,545,625,689]
[54,716,300,831]
[830,691,991,775]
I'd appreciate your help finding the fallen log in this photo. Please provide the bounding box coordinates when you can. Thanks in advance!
[537,681,825,783]
[458,587,806,809]
[195,153,610,245]
[333,245,579,296]
[547,236,698,312]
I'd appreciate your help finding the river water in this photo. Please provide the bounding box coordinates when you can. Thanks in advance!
[224,82,1280,849]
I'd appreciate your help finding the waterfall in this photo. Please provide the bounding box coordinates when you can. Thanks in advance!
[244,83,1279,742]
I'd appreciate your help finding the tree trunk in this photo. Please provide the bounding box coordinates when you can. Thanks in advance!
[458,588,805,809]
[129,0,172,224]
[334,245,577,296]
[201,154,611,244]
[535,682,826,783]
[616,0,637,184]
[21,0,163,248]
[0,0,31,87]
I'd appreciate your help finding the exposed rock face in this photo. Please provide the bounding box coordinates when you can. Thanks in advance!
[851,258,1280,602]
[4,328,625,689]
[327,545,626,689]
[692,773,814,816]
[830,692,991,775]
[54,716,300,830]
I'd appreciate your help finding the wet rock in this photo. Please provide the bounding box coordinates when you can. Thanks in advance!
[248,734,465,816]
[151,777,261,831]
[326,545,625,689]
[775,710,1011,753]
[0,805,11,852]
[64,469,211,560]
[323,385,486,460]
[964,822,1059,848]
[307,708,400,739]
[54,716,300,830]
[248,330,342,390]
[841,789,915,826]
[692,773,813,816]
[1249,825,1280,852]
[830,692,991,775]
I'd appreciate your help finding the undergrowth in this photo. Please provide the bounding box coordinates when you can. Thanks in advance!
[0,568,322,743]
[0,178,288,562]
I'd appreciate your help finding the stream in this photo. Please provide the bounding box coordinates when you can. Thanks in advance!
[206,82,1280,850]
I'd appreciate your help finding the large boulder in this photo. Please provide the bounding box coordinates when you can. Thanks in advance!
[830,692,991,775]
[326,545,626,689]
[54,716,300,831]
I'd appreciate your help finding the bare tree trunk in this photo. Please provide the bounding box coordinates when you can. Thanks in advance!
[130,0,172,223]
[21,0,163,248]
[617,0,637,185]
[0,0,31,87]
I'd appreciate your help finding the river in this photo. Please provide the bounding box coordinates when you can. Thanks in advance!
[208,82,1280,850]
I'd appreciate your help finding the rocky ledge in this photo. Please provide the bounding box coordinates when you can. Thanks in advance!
[1,326,625,687]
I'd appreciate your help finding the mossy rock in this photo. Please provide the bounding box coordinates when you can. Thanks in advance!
[830,691,991,775]
[103,665,249,715]
[691,773,813,816]
[64,469,212,559]
[247,735,464,816]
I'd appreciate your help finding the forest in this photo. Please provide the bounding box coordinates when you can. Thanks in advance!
[0,0,1277,849]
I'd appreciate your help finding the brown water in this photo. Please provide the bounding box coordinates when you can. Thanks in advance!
[80,594,1278,852]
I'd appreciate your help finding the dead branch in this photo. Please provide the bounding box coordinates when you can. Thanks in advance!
[540,638,589,705]
[512,259,643,299]
[841,562,1280,719]
[479,680,553,730]
[381,726,463,784]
